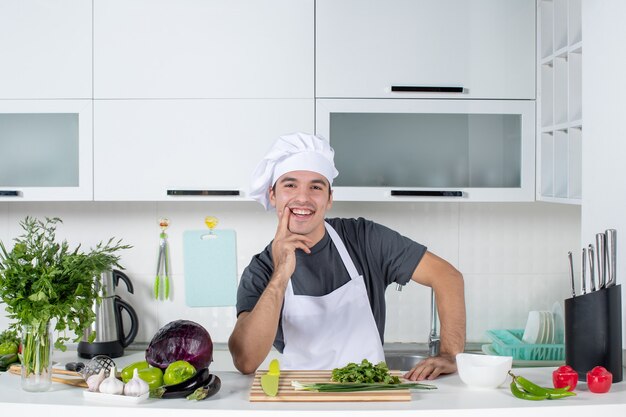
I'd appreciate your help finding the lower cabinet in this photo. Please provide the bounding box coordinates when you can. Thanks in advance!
[93,99,314,201]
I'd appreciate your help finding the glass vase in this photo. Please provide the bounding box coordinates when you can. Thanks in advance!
[20,321,53,392]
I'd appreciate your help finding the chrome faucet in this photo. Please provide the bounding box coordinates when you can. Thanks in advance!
[428,288,440,357]
[395,284,440,356]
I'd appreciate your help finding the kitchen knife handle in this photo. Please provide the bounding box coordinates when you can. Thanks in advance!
[581,248,587,295]
[568,251,576,298]
[0,190,21,197]
[606,229,617,287]
[167,189,240,196]
[391,190,463,197]
[596,233,606,289]
[391,85,464,93]
[588,244,596,292]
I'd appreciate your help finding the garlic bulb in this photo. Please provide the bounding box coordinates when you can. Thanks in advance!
[98,366,125,395]
[86,368,106,392]
[123,368,149,397]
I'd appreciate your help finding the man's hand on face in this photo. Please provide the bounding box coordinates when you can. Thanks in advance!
[271,205,313,282]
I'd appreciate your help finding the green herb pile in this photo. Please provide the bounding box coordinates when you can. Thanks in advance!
[0,217,130,351]
[331,359,401,384]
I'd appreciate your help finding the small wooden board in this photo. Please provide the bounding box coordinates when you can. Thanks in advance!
[8,364,87,388]
[249,370,411,402]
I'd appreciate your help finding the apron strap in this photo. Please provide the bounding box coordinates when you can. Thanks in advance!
[324,222,360,279]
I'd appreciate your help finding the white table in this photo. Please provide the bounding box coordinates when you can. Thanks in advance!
[2,349,626,417]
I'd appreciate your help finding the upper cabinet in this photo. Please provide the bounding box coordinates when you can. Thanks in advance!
[93,0,314,99]
[317,99,536,202]
[0,100,93,201]
[0,0,92,99]
[316,0,536,99]
[93,99,313,201]
[537,0,582,204]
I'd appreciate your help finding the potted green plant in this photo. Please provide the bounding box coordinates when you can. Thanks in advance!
[0,217,130,391]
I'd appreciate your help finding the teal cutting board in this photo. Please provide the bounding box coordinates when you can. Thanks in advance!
[183,229,237,307]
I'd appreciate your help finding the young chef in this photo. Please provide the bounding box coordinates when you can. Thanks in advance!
[228,132,466,381]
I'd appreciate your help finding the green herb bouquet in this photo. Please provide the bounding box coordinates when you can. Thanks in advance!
[0,216,130,388]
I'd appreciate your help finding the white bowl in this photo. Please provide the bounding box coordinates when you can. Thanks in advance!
[456,353,513,389]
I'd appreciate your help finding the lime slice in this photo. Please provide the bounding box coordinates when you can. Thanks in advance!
[268,359,280,376]
[261,374,279,397]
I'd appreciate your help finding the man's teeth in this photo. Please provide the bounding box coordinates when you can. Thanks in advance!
[291,209,313,215]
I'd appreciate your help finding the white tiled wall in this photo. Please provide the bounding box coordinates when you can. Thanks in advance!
[0,201,580,346]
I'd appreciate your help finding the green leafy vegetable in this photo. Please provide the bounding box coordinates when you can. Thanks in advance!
[331,359,400,384]
[291,381,437,392]
[0,329,19,346]
[0,216,131,351]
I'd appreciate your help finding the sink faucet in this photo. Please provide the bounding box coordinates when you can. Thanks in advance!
[395,284,440,356]
[428,288,440,357]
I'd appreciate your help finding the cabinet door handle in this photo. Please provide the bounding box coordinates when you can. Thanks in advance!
[0,190,21,197]
[391,86,464,93]
[167,189,240,196]
[391,190,463,197]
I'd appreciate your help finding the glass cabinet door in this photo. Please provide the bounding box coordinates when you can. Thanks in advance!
[316,99,535,201]
[0,100,93,201]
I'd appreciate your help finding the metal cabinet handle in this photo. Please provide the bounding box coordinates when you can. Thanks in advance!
[391,86,464,93]
[167,189,240,196]
[391,190,463,197]
[0,190,21,197]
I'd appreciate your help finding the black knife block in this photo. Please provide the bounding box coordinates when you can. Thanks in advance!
[564,284,622,382]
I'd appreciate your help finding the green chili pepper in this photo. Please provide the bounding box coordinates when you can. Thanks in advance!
[510,379,549,401]
[508,371,576,401]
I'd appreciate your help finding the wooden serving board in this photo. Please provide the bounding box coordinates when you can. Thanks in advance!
[249,370,411,402]
[8,364,87,388]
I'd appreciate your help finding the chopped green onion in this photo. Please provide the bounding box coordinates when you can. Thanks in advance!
[291,381,436,392]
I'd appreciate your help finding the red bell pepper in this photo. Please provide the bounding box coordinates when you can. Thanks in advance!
[553,365,578,391]
[586,366,613,393]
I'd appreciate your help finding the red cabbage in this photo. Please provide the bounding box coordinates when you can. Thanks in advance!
[145,320,213,370]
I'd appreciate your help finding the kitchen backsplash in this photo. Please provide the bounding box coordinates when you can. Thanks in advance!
[0,201,580,346]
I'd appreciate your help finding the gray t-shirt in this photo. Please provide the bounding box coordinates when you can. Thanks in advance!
[236,217,427,352]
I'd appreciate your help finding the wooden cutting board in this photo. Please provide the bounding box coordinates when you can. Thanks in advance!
[249,370,411,402]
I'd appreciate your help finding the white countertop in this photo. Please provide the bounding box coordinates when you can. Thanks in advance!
[2,349,626,417]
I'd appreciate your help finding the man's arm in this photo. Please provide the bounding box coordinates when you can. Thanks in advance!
[228,272,289,374]
[228,206,312,374]
[404,251,466,381]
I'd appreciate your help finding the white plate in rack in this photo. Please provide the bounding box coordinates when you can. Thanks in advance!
[83,390,149,404]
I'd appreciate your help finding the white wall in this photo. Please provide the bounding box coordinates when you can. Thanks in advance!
[582,1,626,339]
[0,201,579,346]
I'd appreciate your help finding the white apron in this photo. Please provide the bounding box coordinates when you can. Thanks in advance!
[281,222,385,370]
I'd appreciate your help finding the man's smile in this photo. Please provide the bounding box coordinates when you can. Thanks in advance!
[289,207,315,218]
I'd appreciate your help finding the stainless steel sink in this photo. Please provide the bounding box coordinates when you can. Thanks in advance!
[383,352,429,371]
[383,346,485,371]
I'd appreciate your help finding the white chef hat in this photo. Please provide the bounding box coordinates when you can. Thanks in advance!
[249,132,339,210]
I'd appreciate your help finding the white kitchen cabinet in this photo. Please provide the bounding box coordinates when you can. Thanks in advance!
[93,0,313,99]
[0,100,93,201]
[0,0,91,99]
[93,99,313,201]
[537,0,582,204]
[316,99,536,202]
[316,0,536,99]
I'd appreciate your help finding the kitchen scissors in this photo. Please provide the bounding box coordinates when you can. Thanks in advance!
[154,218,171,300]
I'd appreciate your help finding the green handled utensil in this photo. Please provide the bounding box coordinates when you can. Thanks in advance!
[154,218,171,300]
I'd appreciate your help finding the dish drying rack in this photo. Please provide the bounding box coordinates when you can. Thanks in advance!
[485,329,565,361]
